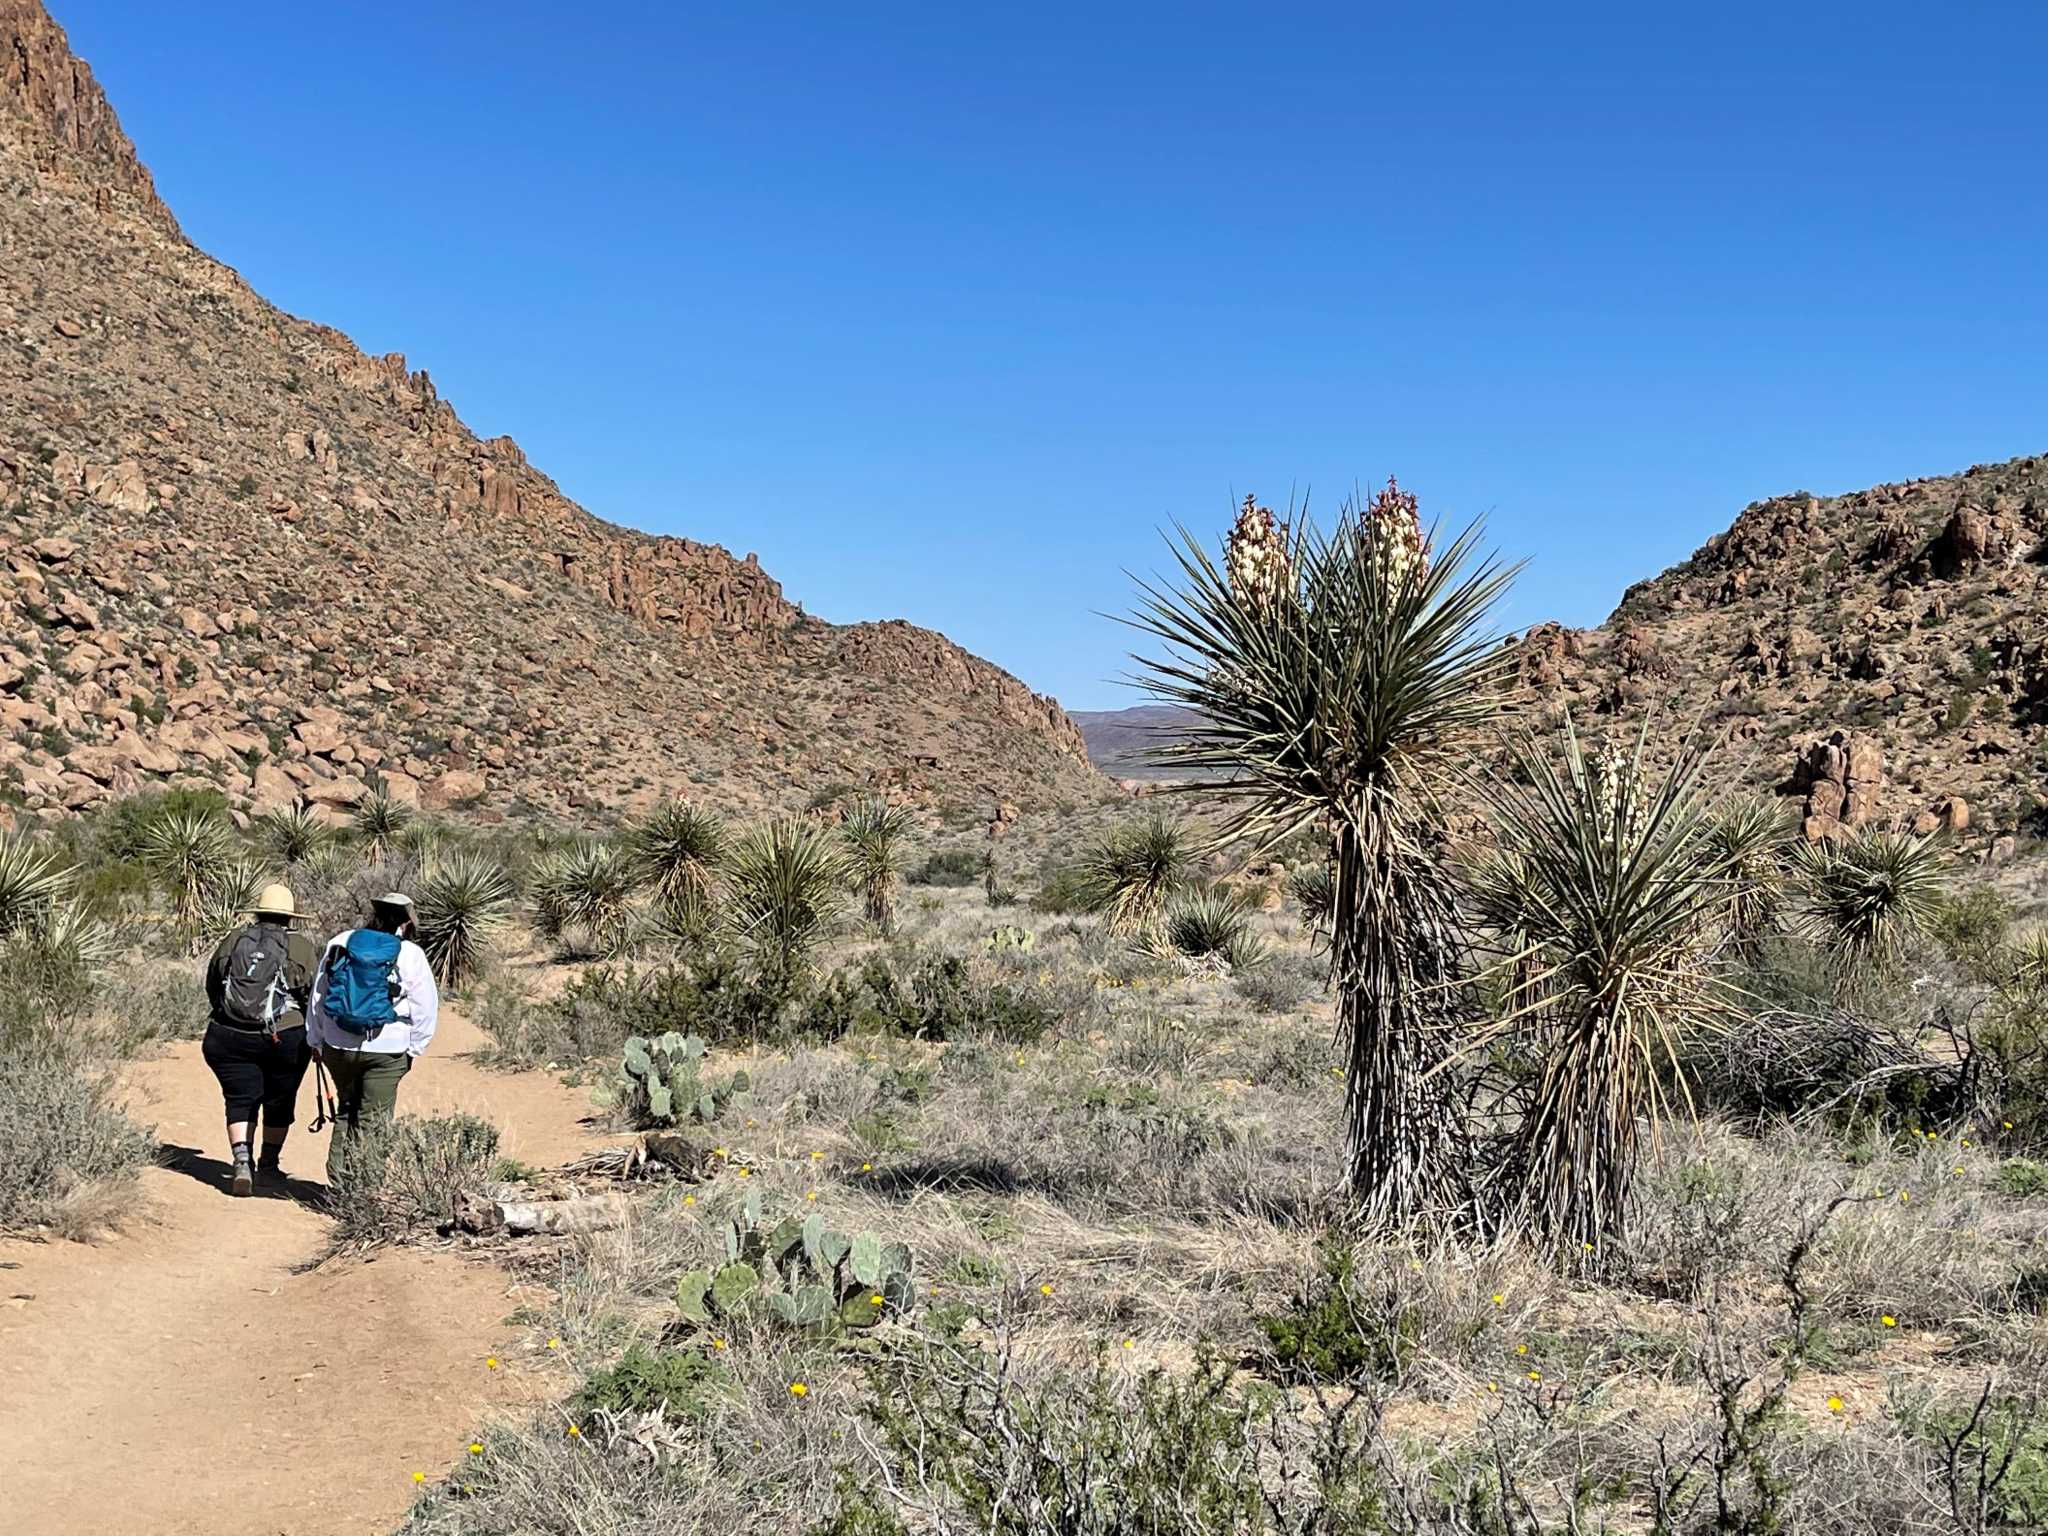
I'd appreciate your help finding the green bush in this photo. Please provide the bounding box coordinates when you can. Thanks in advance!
[569,1343,732,1421]
[1255,1240,1418,1385]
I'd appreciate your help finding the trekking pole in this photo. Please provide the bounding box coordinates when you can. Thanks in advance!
[309,1057,337,1133]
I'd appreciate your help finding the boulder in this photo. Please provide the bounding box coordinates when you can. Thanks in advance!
[422,768,487,810]
[1792,729,1883,840]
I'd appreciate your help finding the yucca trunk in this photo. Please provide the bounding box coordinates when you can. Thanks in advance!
[1510,987,1641,1247]
[1333,800,1465,1226]
[864,874,894,935]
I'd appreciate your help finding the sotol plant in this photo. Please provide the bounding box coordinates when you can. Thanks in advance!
[619,1031,751,1126]
[1126,484,1516,1227]
[630,800,727,931]
[414,853,516,986]
[841,796,914,934]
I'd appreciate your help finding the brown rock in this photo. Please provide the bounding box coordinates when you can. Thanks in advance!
[422,768,487,810]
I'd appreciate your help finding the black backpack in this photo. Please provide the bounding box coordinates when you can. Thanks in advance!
[218,925,295,1035]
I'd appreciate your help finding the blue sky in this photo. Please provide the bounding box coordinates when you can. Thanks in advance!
[60,2,2048,710]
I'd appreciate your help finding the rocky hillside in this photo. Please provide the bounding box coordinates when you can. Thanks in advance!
[0,0,1101,825]
[1522,452,2048,851]
[1069,704,1199,782]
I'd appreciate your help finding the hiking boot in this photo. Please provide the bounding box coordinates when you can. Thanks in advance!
[230,1146,255,1198]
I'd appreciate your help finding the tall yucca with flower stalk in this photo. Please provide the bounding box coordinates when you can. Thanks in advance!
[1483,724,1732,1247]
[1128,481,1517,1227]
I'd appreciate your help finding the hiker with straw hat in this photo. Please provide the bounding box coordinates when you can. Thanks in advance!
[202,883,319,1196]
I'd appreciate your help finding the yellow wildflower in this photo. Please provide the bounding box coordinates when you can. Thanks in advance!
[871,1294,885,1306]
[546,1338,560,1351]
[1491,1294,1505,1306]
[1515,1343,1527,1355]
[790,1381,809,1397]
[1040,1282,1054,1297]
[468,1443,484,1455]
[1528,1370,1542,1381]
[412,1471,426,1484]
[1826,1396,1843,1413]
[1881,1315,1897,1328]
[712,1338,728,1350]
[567,1424,581,1438]
[484,1357,499,1370]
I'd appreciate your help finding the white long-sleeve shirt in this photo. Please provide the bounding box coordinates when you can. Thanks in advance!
[306,929,440,1056]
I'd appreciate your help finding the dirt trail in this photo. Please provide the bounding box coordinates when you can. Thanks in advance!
[0,1010,615,1536]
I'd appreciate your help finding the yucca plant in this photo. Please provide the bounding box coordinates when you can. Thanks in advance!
[545,842,637,957]
[1789,825,1948,964]
[1286,862,1335,932]
[415,853,516,986]
[629,801,727,931]
[0,831,69,937]
[1482,726,1733,1247]
[1126,483,1516,1226]
[139,807,236,945]
[256,801,330,866]
[1157,883,1268,971]
[394,816,442,867]
[196,858,268,949]
[352,790,415,862]
[1708,796,1792,956]
[841,796,914,933]
[725,817,851,987]
[1077,811,1191,933]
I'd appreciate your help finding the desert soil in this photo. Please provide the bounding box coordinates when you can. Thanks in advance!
[0,1009,613,1536]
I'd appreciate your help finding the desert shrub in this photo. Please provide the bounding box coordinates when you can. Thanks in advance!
[328,1113,501,1247]
[538,954,790,1058]
[413,853,515,986]
[0,909,102,1044]
[903,955,1061,1044]
[1157,884,1267,970]
[570,1343,732,1422]
[1991,1158,2048,1198]
[292,854,419,950]
[845,1339,1393,1534]
[1027,860,1091,915]
[1253,1238,1464,1385]
[92,957,207,1055]
[1233,948,1323,1013]
[86,786,230,865]
[908,847,981,887]
[0,1038,155,1232]
[1932,886,2014,980]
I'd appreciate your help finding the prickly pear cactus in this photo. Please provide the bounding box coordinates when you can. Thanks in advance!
[984,925,1035,953]
[673,1200,920,1337]
[619,1032,751,1128]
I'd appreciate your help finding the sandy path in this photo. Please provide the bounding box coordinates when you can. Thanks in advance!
[0,1009,617,1536]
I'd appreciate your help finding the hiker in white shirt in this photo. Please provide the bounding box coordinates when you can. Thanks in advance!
[307,892,439,1184]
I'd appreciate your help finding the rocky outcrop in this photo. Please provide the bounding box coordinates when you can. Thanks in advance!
[1790,730,1883,841]
[0,0,181,237]
[834,621,1090,764]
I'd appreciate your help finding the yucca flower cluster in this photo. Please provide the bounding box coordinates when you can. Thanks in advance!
[1224,495,1292,612]
[1363,478,1429,595]
[1589,742,1646,850]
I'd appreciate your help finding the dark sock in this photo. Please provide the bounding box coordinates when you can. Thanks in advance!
[259,1144,283,1171]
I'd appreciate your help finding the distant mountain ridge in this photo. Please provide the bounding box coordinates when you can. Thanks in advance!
[1069,704,1199,780]
[0,0,1105,824]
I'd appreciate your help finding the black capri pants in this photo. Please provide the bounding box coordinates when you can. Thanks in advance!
[201,1022,314,1127]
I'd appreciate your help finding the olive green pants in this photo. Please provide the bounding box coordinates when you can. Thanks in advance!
[321,1048,412,1184]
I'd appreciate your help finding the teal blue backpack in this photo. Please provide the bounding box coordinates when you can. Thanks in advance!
[324,930,402,1035]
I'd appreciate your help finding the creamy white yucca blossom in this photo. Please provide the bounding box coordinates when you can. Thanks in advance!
[1590,743,1645,849]
[1363,478,1429,595]
[1225,495,1292,611]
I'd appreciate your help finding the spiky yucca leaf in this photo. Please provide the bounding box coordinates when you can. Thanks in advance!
[0,831,69,937]
[1157,883,1267,971]
[352,790,415,861]
[726,817,851,984]
[139,808,235,941]
[840,796,913,933]
[196,859,269,949]
[629,801,727,929]
[1789,826,1948,962]
[1286,862,1335,932]
[1125,484,1518,1226]
[1078,811,1190,933]
[415,853,515,986]
[1483,723,1732,1247]
[256,801,329,866]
